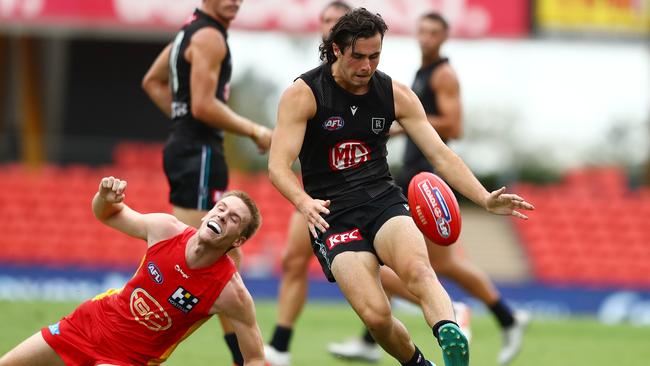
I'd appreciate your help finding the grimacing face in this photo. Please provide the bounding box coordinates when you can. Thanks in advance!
[199,195,251,248]
[320,5,348,40]
[417,18,447,55]
[333,33,382,89]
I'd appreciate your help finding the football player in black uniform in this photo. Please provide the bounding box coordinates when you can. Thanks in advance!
[263,3,352,366]
[329,13,530,366]
[269,8,533,366]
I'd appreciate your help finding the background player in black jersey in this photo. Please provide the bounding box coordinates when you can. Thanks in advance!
[327,12,530,365]
[142,1,272,365]
[263,2,351,366]
[269,8,534,366]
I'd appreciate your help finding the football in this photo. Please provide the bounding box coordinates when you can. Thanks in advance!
[407,172,461,246]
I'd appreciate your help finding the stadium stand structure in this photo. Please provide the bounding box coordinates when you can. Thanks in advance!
[0,143,321,277]
[513,167,650,288]
[1,143,648,288]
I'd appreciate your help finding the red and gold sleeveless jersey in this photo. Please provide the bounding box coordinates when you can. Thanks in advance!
[62,227,236,365]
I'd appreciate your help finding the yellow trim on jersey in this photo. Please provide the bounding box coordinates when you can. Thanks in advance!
[147,317,211,365]
[91,254,147,301]
[92,287,122,301]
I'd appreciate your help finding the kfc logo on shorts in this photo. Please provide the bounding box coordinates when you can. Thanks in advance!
[147,262,164,284]
[326,228,363,250]
[329,140,371,170]
[323,116,345,131]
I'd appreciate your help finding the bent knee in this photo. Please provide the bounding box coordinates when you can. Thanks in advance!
[281,246,312,275]
[358,305,392,331]
[403,262,437,285]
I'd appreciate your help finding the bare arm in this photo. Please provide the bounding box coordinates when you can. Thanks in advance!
[211,273,265,366]
[393,82,534,218]
[268,80,330,237]
[187,28,272,152]
[427,65,462,140]
[390,65,461,139]
[92,177,186,245]
[142,44,173,118]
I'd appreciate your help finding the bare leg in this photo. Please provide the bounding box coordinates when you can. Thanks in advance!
[426,239,500,305]
[331,251,415,362]
[374,216,455,327]
[276,212,312,327]
[0,332,65,366]
[379,238,500,306]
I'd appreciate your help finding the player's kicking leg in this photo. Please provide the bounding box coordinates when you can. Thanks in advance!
[373,215,469,366]
[331,251,439,366]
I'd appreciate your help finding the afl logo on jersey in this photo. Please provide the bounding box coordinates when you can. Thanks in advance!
[147,262,164,284]
[323,116,345,131]
[329,140,371,170]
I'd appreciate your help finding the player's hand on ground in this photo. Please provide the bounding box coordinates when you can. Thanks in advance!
[297,197,331,238]
[98,176,127,204]
[252,125,273,154]
[485,187,534,220]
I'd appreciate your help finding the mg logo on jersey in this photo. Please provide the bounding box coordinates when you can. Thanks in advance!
[326,228,363,250]
[147,262,164,284]
[329,140,371,170]
[130,288,172,331]
[168,286,199,314]
[371,118,385,134]
[323,116,345,131]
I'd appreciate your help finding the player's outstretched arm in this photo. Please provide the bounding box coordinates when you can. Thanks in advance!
[187,28,272,153]
[268,80,330,238]
[142,43,173,118]
[211,273,265,366]
[394,82,534,219]
[92,177,185,244]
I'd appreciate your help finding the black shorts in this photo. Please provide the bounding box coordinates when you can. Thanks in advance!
[163,139,228,210]
[311,186,410,282]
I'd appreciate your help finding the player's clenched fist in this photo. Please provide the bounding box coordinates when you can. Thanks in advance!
[98,176,127,203]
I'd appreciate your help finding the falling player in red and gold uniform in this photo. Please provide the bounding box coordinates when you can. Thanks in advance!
[0,176,265,366]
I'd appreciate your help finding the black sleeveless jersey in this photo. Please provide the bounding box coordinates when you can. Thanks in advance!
[298,63,397,211]
[403,58,449,166]
[168,8,232,143]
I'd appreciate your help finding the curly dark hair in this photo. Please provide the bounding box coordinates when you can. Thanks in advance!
[319,8,388,64]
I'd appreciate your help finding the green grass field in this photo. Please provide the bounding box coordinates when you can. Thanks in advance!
[1,300,649,365]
